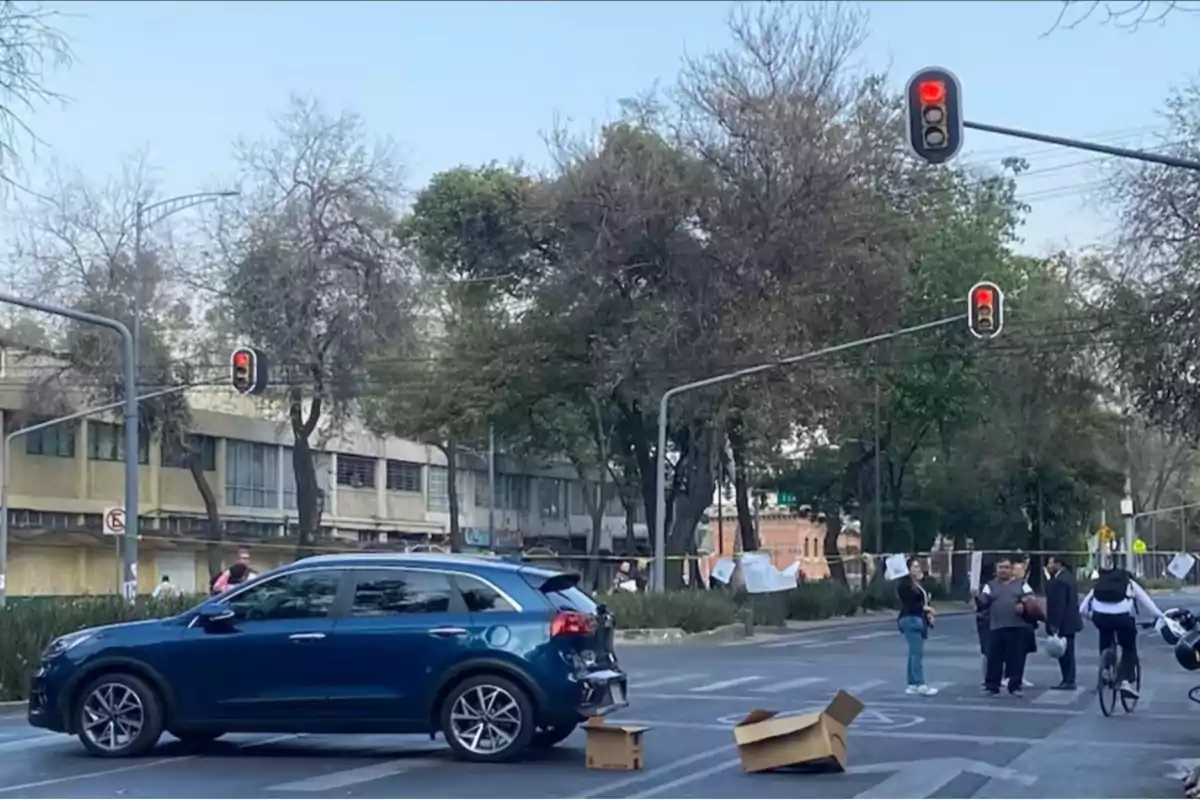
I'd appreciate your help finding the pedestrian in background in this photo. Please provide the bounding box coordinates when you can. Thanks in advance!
[1012,559,1039,688]
[980,555,1035,696]
[1045,555,1082,689]
[897,556,938,696]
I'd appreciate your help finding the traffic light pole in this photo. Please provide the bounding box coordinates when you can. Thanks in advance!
[650,314,965,592]
[964,120,1200,173]
[0,292,140,603]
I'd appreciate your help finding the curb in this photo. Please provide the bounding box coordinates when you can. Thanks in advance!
[615,610,972,645]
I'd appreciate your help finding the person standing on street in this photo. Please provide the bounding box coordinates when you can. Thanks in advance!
[975,560,997,687]
[1045,555,1082,689]
[1011,558,1039,689]
[897,557,938,696]
[152,574,179,600]
[979,555,1035,697]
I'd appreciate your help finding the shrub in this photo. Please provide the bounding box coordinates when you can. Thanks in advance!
[0,594,198,702]
[785,579,861,620]
[598,590,739,633]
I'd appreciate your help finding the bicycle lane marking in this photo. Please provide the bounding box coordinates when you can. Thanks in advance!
[715,706,926,729]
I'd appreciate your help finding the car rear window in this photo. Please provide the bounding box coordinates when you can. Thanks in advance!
[520,571,598,613]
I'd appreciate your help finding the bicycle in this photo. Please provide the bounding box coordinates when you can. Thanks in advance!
[1097,620,1155,717]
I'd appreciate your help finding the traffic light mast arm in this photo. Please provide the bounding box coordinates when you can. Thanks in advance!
[964,120,1200,173]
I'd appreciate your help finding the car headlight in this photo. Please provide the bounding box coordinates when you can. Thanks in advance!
[42,631,95,659]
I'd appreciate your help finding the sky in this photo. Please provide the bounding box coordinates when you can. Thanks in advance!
[13,0,1200,256]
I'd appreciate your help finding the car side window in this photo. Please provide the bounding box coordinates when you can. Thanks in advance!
[351,570,454,616]
[226,570,342,622]
[455,575,516,612]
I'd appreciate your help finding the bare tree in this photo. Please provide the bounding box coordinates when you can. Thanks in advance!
[1045,0,1200,34]
[0,1,71,193]
[6,153,226,573]
[217,95,414,555]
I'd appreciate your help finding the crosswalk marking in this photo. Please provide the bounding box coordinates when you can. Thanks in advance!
[762,637,817,649]
[1032,687,1086,705]
[846,679,886,694]
[801,640,847,649]
[750,676,826,693]
[691,676,763,692]
[847,631,894,641]
[634,672,710,689]
[265,758,441,792]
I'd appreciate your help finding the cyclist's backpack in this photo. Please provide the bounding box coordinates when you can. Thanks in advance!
[1093,568,1131,603]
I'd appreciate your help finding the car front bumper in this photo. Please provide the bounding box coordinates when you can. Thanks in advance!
[26,666,65,732]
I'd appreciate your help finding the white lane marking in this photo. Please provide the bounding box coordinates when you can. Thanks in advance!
[634,673,709,689]
[0,734,297,795]
[266,757,441,792]
[1032,687,1086,706]
[926,681,954,692]
[690,676,763,693]
[571,743,734,799]
[0,734,61,754]
[630,757,742,798]
[761,637,818,649]
[750,676,825,693]
[847,631,894,641]
[846,679,886,694]
[801,640,848,649]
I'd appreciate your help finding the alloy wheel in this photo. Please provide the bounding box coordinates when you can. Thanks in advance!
[81,682,145,753]
[449,684,523,755]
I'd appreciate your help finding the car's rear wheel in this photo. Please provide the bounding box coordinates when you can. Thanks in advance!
[75,673,164,758]
[531,723,577,748]
[440,674,535,762]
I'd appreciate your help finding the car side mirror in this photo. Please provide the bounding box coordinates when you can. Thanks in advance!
[196,601,235,626]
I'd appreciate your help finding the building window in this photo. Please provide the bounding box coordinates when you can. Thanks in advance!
[474,472,490,508]
[357,530,382,543]
[161,434,217,470]
[20,417,75,458]
[386,460,421,493]
[503,474,529,512]
[226,440,278,508]
[282,450,330,512]
[88,422,149,464]
[428,466,449,512]
[539,478,566,519]
[337,454,376,489]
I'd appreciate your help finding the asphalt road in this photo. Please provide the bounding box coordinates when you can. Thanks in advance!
[4,597,1200,799]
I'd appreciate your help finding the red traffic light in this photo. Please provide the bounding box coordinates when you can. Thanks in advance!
[918,80,946,106]
[233,351,250,369]
[973,287,994,307]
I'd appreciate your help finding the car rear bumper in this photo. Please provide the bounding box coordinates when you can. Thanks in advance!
[577,669,628,718]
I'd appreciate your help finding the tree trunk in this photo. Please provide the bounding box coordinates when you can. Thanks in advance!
[823,506,847,585]
[584,483,605,592]
[666,423,717,589]
[727,416,759,551]
[623,501,637,555]
[439,440,464,553]
[289,389,322,559]
[186,450,224,578]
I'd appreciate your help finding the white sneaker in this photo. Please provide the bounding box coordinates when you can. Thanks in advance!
[917,684,939,696]
[905,685,920,695]
[1119,680,1140,699]
[1022,678,1034,688]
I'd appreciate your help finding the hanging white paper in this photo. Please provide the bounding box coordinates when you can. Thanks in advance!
[710,558,736,584]
[969,551,984,593]
[884,553,909,581]
[1168,552,1196,580]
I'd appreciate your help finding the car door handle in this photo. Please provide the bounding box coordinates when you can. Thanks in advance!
[288,632,326,641]
[429,627,468,637]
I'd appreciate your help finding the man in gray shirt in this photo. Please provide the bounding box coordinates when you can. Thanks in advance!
[977,556,1035,696]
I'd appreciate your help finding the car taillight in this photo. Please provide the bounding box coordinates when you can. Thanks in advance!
[551,610,595,637]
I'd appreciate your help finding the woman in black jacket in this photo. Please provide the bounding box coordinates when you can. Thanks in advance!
[897,557,938,696]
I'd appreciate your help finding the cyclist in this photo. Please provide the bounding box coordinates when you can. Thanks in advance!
[1078,563,1169,699]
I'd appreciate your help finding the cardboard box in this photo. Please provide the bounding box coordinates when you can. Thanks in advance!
[583,716,649,770]
[731,690,864,773]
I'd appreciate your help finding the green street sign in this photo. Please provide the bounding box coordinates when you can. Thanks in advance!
[777,492,796,506]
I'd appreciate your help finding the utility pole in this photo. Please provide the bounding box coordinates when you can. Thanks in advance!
[651,314,965,591]
[487,424,496,546]
[873,364,883,555]
[1122,417,1136,571]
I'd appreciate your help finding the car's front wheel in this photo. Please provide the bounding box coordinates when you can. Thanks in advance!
[75,673,165,758]
[440,674,535,762]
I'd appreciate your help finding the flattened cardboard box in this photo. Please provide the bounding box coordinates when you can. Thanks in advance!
[583,716,649,771]
[732,690,864,773]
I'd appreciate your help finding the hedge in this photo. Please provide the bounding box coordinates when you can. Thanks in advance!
[1,577,948,702]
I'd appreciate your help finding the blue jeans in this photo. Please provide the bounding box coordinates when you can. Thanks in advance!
[898,615,926,685]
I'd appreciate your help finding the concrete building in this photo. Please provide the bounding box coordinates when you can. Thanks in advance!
[1,352,635,596]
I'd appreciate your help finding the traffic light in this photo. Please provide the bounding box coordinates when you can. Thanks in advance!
[905,67,963,165]
[967,281,1004,339]
[230,346,268,395]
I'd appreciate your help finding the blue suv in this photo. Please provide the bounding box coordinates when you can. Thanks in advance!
[27,553,628,761]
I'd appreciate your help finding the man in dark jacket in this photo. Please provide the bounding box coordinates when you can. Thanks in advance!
[1045,555,1083,689]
